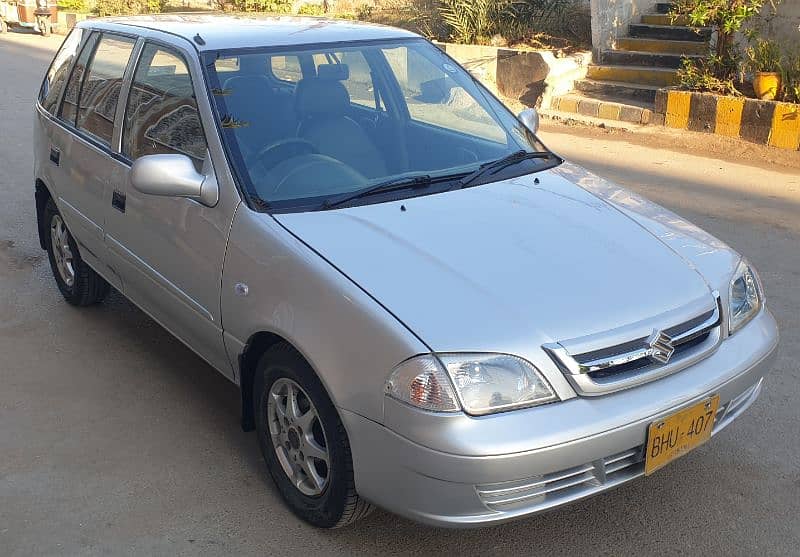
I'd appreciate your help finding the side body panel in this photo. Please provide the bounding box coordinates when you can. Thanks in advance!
[221,206,427,421]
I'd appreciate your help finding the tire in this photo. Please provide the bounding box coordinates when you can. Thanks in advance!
[254,343,373,528]
[44,198,110,306]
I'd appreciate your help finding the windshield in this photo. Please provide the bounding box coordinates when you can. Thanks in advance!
[204,38,557,211]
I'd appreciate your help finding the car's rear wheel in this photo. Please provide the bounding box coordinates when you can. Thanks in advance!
[254,343,373,528]
[44,198,110,306]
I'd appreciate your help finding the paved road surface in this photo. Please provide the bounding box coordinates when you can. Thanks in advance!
[1,31,798,556]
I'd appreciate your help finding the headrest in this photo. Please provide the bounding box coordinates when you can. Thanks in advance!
[295,78,350,117]
[317,63,350,81]
[223,75,275,99]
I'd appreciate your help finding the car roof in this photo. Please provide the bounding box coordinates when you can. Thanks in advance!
[80,14,420,51]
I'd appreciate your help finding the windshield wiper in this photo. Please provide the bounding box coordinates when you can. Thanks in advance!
[457,150,554,189]
[322,174,433,209]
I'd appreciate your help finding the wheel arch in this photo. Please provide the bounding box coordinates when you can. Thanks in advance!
[238,331,338,433]
[35,179,53,251]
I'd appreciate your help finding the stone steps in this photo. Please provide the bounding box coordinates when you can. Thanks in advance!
[615,37,709,56]
[641,14,690,26]
[587,64,680,87]
[600,49,701,68]
[575,79,661,103]
[550,0,710,126]
[655,2,676,14]
[629,23,711,41]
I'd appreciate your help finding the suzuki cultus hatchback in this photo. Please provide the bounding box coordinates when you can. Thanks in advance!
[34,15,778,528]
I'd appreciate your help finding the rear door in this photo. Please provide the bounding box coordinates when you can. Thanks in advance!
[104,40,239,378]
[53,31,137,285]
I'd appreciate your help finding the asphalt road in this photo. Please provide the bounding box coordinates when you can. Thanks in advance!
[1,31,799,557]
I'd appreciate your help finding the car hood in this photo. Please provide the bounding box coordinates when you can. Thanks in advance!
[274,167,716,356]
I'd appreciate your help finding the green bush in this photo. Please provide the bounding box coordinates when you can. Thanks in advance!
[298,3,325,15]
[436,0,585,46]
[781,50,800,103]
[670,0,772,82]
[225,0,292,12]
[745,37,782,73]
[94,0,167,16]
[677,57,741,95]
[57,0,89,12]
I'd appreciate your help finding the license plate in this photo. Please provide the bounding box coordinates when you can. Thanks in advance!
[645,395,720,475]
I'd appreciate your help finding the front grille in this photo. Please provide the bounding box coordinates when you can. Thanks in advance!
[475,380,762,515]
[544,297,722,395]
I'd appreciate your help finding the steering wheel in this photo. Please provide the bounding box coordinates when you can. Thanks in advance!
[251,138,318,172]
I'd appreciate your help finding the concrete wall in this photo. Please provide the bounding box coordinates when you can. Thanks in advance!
[439,43,591,108]
[767,0,800,47]
[590,0,657,54]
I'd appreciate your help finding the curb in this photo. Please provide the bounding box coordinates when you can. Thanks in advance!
[550,94,655,125]
[655,89,800,151]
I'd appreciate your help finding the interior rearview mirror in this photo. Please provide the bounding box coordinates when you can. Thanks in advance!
[517,108,540,135]
[130,154,218,207]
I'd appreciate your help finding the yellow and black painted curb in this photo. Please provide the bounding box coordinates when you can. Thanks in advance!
[655,89,800,150]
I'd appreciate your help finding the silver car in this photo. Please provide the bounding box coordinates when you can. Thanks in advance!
[34,15,778,528]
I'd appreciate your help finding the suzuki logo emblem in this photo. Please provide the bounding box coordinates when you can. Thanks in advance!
[647,329,675,365]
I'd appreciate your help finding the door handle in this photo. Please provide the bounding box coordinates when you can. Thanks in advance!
[49,147,60,166]
[112,190,126,213]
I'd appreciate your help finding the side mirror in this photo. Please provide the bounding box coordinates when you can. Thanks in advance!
[130,154,218,207]
[517,108,540,135]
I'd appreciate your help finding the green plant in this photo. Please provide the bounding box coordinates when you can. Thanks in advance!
[745,37,782,73]
[781,50,800,103]
[356,2,374,20]
[670,0,776,81]
[677,57,741,95]
[298,3,325,15]
[437,0,583,45]
[57,0,89,12]
[94,0,167,16]
[439,0,510,44]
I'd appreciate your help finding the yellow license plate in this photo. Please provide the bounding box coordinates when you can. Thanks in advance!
[645,395,720,476]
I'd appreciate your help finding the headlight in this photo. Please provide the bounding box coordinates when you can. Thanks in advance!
[386,353,558,415]
[728,259,762,334]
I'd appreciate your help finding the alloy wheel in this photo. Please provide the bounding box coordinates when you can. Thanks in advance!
[50,214,75,287]
[267,378,330,497]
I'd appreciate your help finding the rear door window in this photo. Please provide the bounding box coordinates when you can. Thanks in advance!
[75,34,136,146]
[59,31,99,126]
[40,28,86,114]
[123,43,207,171]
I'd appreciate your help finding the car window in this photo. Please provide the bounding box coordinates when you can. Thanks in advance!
[215,56,240,73]
[59,31,99,126]
[123,43,207,171]
[313,51,378,110]
[75,34,136,146]
[271,55,302,83]
[382,45,505,143]
[40,28,86,114]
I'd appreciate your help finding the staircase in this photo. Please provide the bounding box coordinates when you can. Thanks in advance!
[549,2,711,124]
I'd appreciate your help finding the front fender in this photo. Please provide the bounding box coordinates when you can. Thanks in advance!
[220,205,428,423]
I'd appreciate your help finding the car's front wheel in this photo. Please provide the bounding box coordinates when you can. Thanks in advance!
[254,343,373,528]
[44,198,110,306]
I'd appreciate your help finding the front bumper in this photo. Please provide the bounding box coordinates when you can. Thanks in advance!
[342,308,779,527]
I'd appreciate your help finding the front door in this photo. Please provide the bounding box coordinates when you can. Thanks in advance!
[104,41,239,378]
